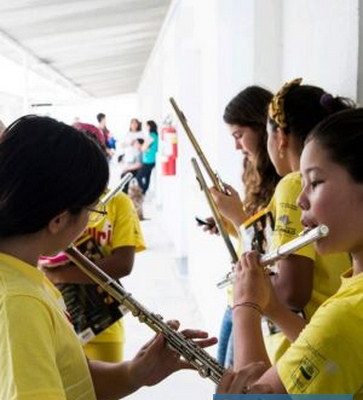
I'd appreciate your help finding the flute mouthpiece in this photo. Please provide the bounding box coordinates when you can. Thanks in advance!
[298,224,329,237]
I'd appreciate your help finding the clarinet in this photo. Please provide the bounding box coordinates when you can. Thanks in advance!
[216,224,329,289]
[65,246,225,384]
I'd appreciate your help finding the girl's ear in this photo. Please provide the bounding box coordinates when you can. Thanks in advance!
[47,211,70,235]
[276,127,289,153]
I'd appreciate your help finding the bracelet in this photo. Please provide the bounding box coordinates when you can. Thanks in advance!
[232,301,263,315]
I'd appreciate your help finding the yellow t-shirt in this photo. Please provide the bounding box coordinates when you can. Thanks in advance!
[0,253,96,400]
[265,171,350,362]
[277,269,363,397]
[83,192,146,344]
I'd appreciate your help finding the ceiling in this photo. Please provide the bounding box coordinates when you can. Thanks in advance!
[0,0,171,97]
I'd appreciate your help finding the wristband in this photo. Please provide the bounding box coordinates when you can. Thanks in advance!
[232,301,263,315]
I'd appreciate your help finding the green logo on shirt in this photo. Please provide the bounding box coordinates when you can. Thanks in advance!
[291,356,319,391]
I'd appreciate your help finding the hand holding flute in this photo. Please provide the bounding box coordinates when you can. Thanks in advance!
[65,246,224,384]
[209,183,247,228]
[170,97,242,237]
[233,227,329,311]
[217,225,329,289]
[191,158,239,264]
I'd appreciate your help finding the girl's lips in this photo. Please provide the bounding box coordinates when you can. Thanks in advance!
[301,218,319,230]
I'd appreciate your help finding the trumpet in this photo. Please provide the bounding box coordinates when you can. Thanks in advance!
[169,97,226,193]
[65,246,225,384]
[191,157,238,264]
[216,224,329,289]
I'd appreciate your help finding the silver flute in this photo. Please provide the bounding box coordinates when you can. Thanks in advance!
[100,172,133,204]
[191,157,239,264]
[169,97,226,193]
[217,224,329,289]
[65,246,225,384]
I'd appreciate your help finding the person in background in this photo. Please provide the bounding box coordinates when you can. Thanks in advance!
[119,118,144,164]
[136,120,159,195]
[97,113,116,159]
[120,138,144,193]
[118,119,147,219]
[73,121,106,150]
[120,137,146,220]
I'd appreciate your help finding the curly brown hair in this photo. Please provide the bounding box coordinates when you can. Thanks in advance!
[224,86,280,215]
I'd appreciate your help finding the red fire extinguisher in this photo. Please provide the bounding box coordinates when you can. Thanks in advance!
[161,120,178,176]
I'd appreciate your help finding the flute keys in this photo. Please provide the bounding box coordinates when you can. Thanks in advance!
[198,366,210,378]
[131,309,140,317]
[138,314,146,322]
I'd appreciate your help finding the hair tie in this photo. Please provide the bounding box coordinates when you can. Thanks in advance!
[320,93,335,112]
[268,78,303,128]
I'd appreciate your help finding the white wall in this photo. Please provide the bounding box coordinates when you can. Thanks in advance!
[138,0,361,336]
[282,0,359,98]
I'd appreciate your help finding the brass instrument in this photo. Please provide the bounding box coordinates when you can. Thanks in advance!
[169,97,225,193]
[191,157,238,264]
[65,246,225,384]
[216,224,329,289]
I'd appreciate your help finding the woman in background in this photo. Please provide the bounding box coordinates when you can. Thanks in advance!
[136,120,159,195]
[119,118,144,164]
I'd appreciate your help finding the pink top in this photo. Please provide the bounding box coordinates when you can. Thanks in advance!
[73,122,106,146]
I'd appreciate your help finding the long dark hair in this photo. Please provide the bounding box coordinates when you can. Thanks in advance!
[224,86,280,214]
[146,120,158,134]
[0,115,109,238]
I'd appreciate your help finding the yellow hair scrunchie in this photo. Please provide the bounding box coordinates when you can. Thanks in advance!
[268,78,303,128]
